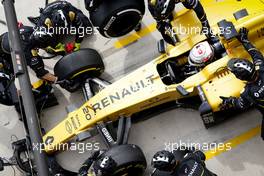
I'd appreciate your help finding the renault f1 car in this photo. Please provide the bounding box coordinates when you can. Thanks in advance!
[2,0,264,175]
[41,0,264,155]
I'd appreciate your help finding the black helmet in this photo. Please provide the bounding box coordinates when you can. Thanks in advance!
[51,10,68,27]
[148,0,175,20]
[93,156,117,176]
[151,150,177,172]
[1,25,34,54]
[227,58,256,81]
[1,33,11,54]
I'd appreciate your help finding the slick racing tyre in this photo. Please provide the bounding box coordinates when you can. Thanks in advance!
[54,49,104,92]
[54,49,104,81]
[89,0,145,38]
[96,144,147,176]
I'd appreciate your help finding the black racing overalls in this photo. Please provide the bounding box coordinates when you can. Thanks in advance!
[172,148,217,176]
[152,148,217,176]
[230,40,264,140]
[0,34,19,106]
[37,0,92,43]
[0,30,57,115]
[0,53,18,106]
[174,155,216,176]
[1,26,50,78]
[148,0,212,45]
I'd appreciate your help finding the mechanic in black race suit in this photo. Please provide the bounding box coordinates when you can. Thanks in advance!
[31,0,92,52]
[148,0,213,46]
[151,147,217,176]
[1,24,57,82]
[220,27,264,141]
[0,24,58,114]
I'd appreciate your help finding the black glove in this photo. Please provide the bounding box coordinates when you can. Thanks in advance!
[57,79,80,92]
[157,21,177,46]
[219,96,236,109]
[78,151,101,176]
[90,151,101,160]
[194,150,206,161]
[237,27,249,43]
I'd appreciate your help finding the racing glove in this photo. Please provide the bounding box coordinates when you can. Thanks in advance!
[78,151,101,176]
[237,27,250,43]
[219,96,236,109]
[57,79,80,92]
[194,150,206,161]
[29,56,49,79]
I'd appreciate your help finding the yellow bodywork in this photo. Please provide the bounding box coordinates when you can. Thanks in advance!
[43,0,264,153]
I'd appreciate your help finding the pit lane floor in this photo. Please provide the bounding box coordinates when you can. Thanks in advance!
[0,0,263,175]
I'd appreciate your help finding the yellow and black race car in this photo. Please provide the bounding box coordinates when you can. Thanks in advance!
[42,0,264,155]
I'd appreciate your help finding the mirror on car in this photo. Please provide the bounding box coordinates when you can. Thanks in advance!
[157,39,166,54]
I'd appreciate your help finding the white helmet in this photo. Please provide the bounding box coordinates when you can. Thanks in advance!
[188,41,214,67]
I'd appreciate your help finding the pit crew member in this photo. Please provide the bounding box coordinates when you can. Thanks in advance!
[31,0,92,51]
[220,27,264,140]
[0,24,57,83]
[151,147,217,176]
[0,27,58,114]
[148,0,213,46]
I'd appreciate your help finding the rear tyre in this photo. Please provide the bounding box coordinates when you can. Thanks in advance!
[89,0,145,38]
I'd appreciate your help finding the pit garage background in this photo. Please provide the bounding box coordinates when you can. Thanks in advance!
[0,0,263,175]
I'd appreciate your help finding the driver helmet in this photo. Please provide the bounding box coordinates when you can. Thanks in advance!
[93,156,117,176]
[51,10,68,27]
[151,150,177,172]
[148,0,175,20]
[227,58,256,81]
[188,41,215,67]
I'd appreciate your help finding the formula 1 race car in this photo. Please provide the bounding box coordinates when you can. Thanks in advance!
[42,0,264,154]
[2,0,264,175]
